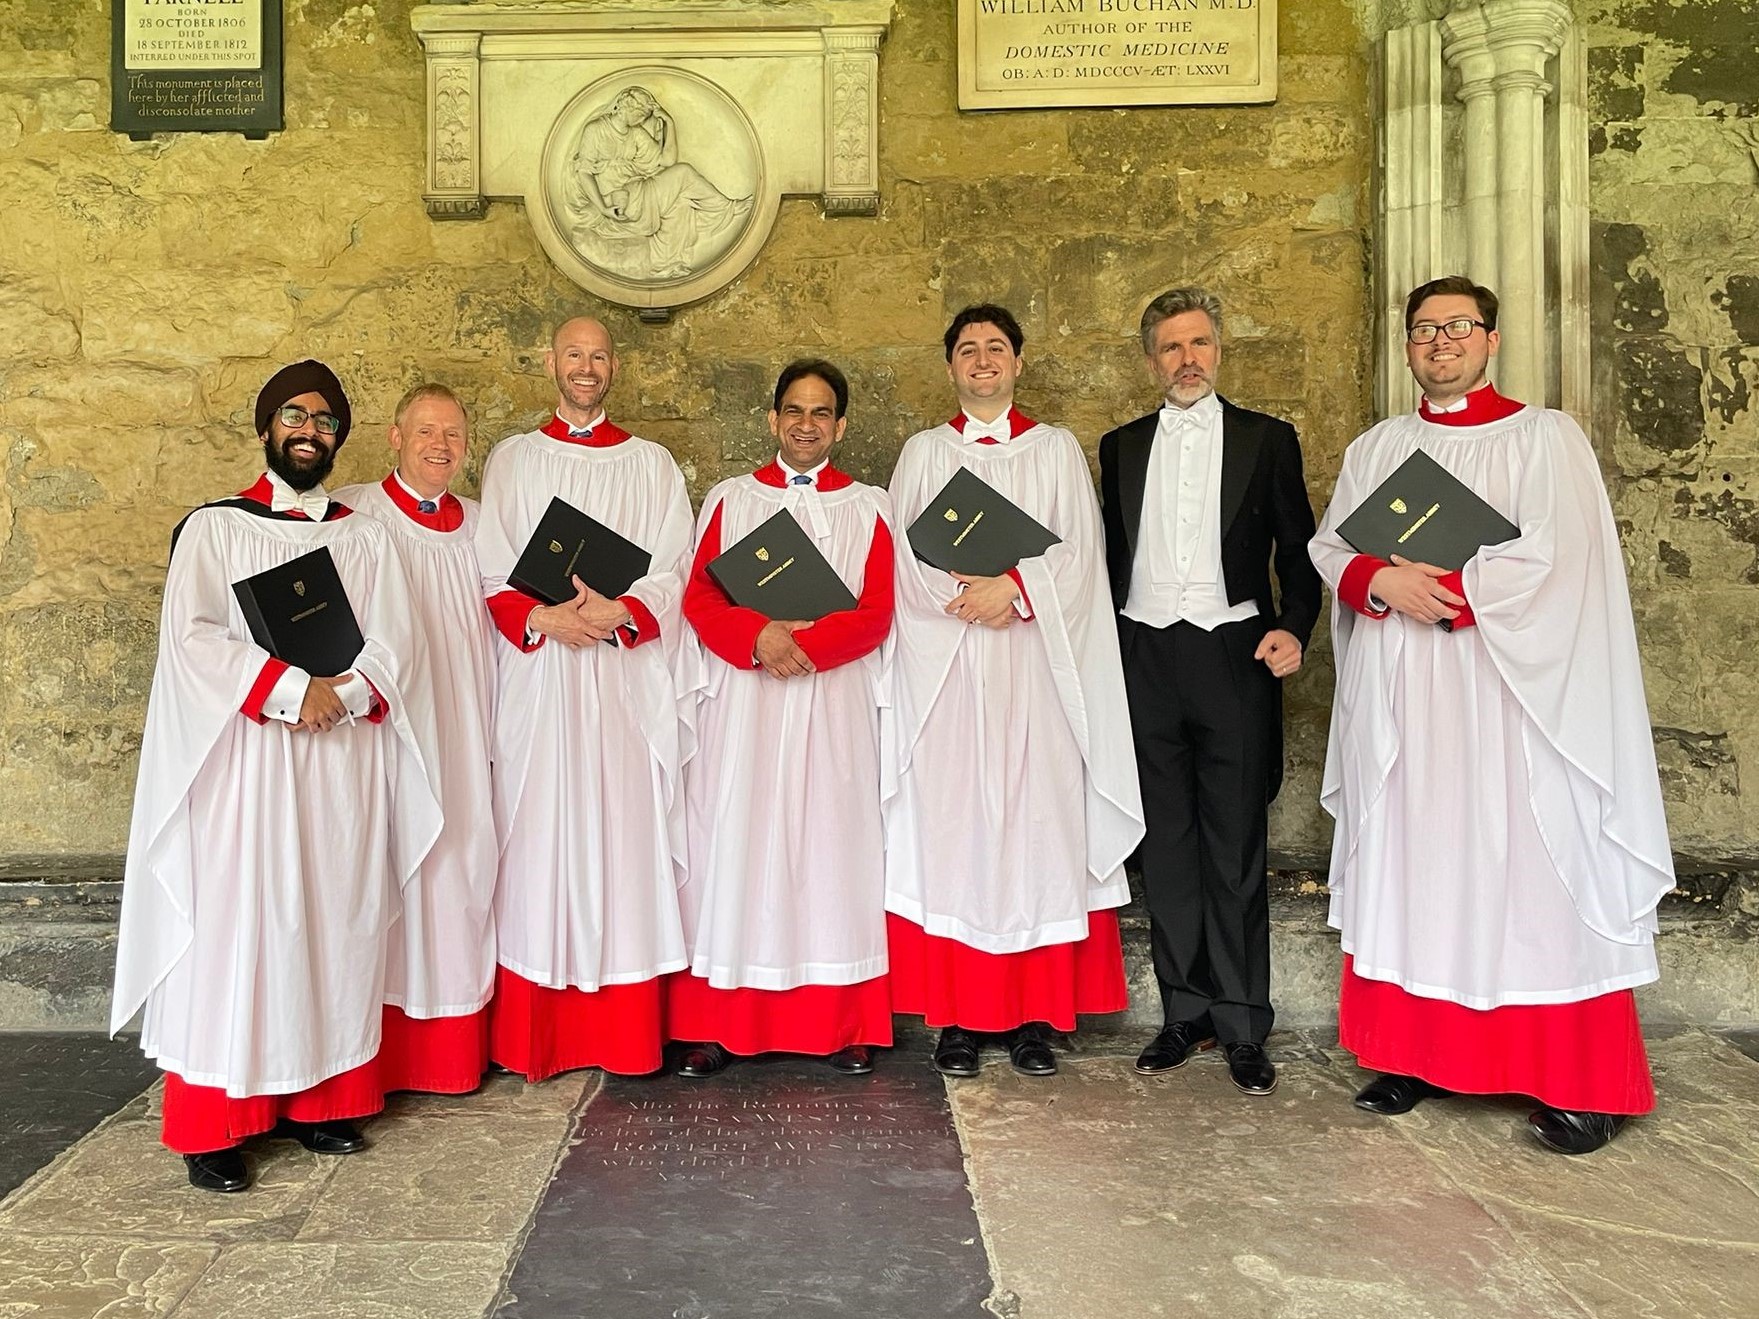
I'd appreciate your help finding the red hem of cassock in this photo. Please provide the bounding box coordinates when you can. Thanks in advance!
[1337,955,1656,1115]
[487,966,666,1080]
[666,973,895,1056]
[159,1059,385,1155]
[377,1005,491,1095]
[885,911,1128,1033]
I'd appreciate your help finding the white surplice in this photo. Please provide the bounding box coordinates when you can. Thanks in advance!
[680,473,893,989]
[334,481,498,1017]
[884,420,1145,953]
[474,427,698,990]
[112,504,441,1095]
[1310,406,1674,1008]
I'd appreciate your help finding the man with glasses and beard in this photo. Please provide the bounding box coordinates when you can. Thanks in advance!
[1309,276,1674,1153]
[474,317,697,1082]
[112,360,440,1192]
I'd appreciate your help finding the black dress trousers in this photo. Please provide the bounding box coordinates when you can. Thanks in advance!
[1123,615,1277,1045]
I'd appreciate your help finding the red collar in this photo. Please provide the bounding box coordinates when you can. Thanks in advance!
[949,406,1037,443]
[541,413,632,447]
[1418,384,1524,427]
[237,474,352,519]
[380,473,464,532]
[755,459,854,491]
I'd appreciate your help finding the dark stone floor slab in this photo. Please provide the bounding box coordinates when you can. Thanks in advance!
[0,1032,158,1198]
[497,1059,993,1319]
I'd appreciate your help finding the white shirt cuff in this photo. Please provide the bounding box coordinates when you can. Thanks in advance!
[263,666,312,725]
[331,670,373,719]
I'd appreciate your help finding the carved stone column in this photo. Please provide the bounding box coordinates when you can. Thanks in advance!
[823,30,882,218]
[419,32,484,220]
[1439,8,1499,297]
[1377,21,1444,417]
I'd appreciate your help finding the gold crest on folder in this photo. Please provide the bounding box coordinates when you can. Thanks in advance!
[944,508,958,522]
[1389,498,1408,515]
[549,539,564,553]
[293,580,306,597]
[756,547,770,562]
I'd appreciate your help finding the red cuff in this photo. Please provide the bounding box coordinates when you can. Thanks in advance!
[488,589,544,652]
[1004,567,1034,621]
[1338,554,1391,618]
[361,675,387,724]
[1437,570,1476,630]
[241,657,289,724]
[618,594,660,648]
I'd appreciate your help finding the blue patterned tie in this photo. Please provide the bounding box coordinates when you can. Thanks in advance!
[790,474,812,486]
[418,499,438,514]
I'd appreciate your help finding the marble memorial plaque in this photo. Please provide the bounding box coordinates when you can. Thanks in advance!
[957,0,1276,109]
[110,0,284,139]
[500,1064,993,1318]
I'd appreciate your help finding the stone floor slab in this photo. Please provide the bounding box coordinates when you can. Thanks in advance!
[383,1071,598,1121]
[166,1241,513,1319]
[951,1055,1592,1319]
[0,1236,216,1318]
[0,1031,158,1198]
[298,1111,574,1243]
[496,1060,992,1319]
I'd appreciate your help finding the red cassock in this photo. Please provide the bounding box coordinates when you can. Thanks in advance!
[1318,385,1663,1115]
[669,462,897,1054]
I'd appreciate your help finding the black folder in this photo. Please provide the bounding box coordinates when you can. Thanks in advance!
[231,546,365,678]
[906,467,1061,577]
[510,496,652,606]
[707,509,858,622]
[1335,449,1520,572]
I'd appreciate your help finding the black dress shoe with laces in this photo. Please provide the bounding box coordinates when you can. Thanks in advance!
[1134,1019,1218,1074]
[826,1045,875,1075]
[932,1026,982,1078]
[1223,1041,1277,1095]
[1353,1073,1452,1115]
[676,1042,733,1078]
[184,1149,250,1193]
[271,1119,367,1155]
[1007,1023,1058,1077]
[1528,1107,1626,1155]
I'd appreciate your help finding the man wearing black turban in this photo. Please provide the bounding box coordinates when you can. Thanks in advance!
[113,360,441,1193]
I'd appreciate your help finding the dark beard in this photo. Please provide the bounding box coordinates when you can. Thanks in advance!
[263,435,336,492]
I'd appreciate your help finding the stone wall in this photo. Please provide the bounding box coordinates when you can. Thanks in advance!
[1584,0,1759,870]
[0,0,1374,871]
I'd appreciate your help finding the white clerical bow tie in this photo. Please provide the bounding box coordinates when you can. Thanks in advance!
[963,422,1010,443]
[273,488,330,520]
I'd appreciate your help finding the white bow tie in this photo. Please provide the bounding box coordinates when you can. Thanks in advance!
[1161,404,1210,427]
[963,421,1009,443]
[271,486,330,520]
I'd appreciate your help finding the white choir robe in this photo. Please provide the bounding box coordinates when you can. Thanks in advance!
[112,490,441,1137]
[335,475,497,1093]
[883,409,1145,1031]
[474,416,699,1078]
[672,461,896,1055]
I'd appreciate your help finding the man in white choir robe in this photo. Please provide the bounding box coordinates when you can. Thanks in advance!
[1310,276,1674,1154]
[671,360,896,1077]
[885,304,1146,1078]
[475,316,697,1080]
[112,360,440,1192]
[334,383,497,1094]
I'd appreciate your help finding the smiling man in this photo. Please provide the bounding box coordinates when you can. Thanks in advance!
[113,360,439,1191]
[884,305,1145,1079]
[670,359,896,1077]
[1309,275,1674,1153]
[1098,287,1321,1098]
[335,384,497,1097]
[473,317,697,1082]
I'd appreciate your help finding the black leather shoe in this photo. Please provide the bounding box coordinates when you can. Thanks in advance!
[272,1119,367,1155]
[825,1045,875,1076]
[1008,1024,1058,1077]
[1353,1073,1452,1115]
[184,1149,250,1193]
[1224,1041,1277,1095]
[932,1026,982,1078]
[676,1042,733,1078]
[1528,1107,1626,1155]
[1134,1019,1217,1074]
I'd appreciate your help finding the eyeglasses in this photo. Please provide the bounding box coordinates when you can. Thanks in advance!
[278,405,341,435]
[1407,318,1488,344]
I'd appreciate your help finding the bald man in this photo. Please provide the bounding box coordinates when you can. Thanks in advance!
[474,318,697,1081]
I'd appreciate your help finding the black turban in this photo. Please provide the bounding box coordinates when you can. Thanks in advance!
[255,359,352,444]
